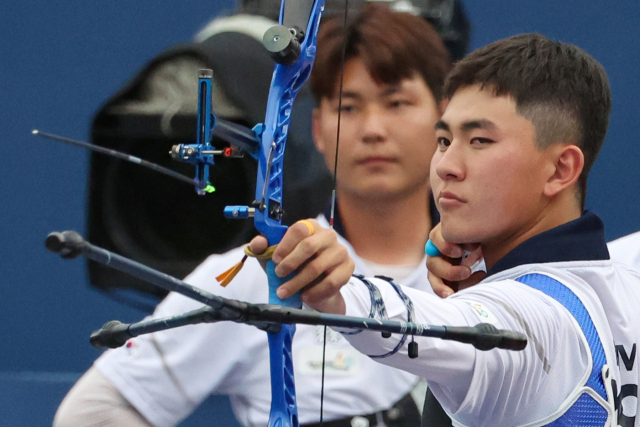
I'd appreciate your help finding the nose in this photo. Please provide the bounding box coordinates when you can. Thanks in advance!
[433,140,465,182]
[360,105,387,144]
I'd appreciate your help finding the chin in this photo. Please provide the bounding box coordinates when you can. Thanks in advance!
[440,222,482,245]
[358,183,405,199]
[441,231,469,245]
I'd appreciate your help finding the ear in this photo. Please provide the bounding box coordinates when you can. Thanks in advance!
[311,108,326,154]
[543,144,585,198]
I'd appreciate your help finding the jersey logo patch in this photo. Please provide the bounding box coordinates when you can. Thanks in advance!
[462,300,498,325]
[296,346,360,376]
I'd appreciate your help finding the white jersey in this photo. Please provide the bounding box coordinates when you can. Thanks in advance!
[95,215,432,427]
[608,230,640,271]
[338,213,640,426]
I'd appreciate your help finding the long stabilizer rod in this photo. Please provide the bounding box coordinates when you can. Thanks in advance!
[46,231,527,353]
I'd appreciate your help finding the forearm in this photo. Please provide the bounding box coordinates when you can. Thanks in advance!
[337,277,477,398]
[53,366,154,427]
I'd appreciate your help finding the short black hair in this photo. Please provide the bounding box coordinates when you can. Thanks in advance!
[444,33,612,208]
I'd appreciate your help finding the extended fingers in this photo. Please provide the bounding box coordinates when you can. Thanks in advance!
[428,270,456,298]
[300,259,354,305]
[426,255,472,282]
[302,260,355,314]
[426,223,486,298]
[274,222,337,277]
[276,236,353,299]
[426,247,471,299]
[428,257,485,298]
[272,219,320,264]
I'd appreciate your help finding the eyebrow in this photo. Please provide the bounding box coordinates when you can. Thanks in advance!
[381,84,402,97]
[338,83,403,101]
[435,120,449,131]
[339,91,361,100]
[435,119,497,132]
[461,119,497,132]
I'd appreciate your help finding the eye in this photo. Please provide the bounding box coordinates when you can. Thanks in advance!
[470,137,494,145]
[437,136,451,149]
[338,104,356,113]
[389,99,409,109]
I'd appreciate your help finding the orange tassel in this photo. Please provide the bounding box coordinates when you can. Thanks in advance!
[216,255,247,287]
[216,244,278,287]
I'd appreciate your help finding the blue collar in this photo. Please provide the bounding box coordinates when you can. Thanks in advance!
[487,211,610,278]
[323,194,440,240]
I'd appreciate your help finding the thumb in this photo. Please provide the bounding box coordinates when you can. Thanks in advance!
[248,235,269,256]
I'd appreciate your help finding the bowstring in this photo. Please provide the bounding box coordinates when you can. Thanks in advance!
[328,0,348,229]
[320,0,349,423]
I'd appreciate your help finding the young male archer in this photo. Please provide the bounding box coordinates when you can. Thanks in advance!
[264,34,640,425]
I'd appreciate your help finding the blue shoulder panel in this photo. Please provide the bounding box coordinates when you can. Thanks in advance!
[515,273,609,426]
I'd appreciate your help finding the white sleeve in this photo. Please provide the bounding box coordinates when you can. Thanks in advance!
[94,251,272,427]
[53,366,153,427]
[338,277,589,426]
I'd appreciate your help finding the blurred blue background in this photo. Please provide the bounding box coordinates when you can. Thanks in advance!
[1,0,639,425]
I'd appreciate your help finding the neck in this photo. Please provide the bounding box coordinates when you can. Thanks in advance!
[482,198,582,270]
[336,187,432,266]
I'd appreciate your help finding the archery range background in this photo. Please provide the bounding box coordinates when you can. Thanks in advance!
[1,1,639,425]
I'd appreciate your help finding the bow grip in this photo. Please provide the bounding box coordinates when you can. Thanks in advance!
[266,261,301,427]
[267,260,302,308]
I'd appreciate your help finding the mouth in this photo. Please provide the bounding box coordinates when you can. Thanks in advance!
[356,156,396,166]
[438,190,466,205]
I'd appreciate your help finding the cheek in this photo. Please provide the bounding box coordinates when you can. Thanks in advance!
[315,116,336,152]
[404,123,438,164]
[429,153,442,187]
[406,140,437,175]
[480,160,540,216]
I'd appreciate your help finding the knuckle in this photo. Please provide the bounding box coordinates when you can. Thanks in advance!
[335,246,349,261]
[306,261,323,278]
[324,276,341,291]
[299,237,317,254]
[304,286,324,301]
[277,265,291,277]
[291,222,309,240]
[294,221,307,234]
[445,269,460,281]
